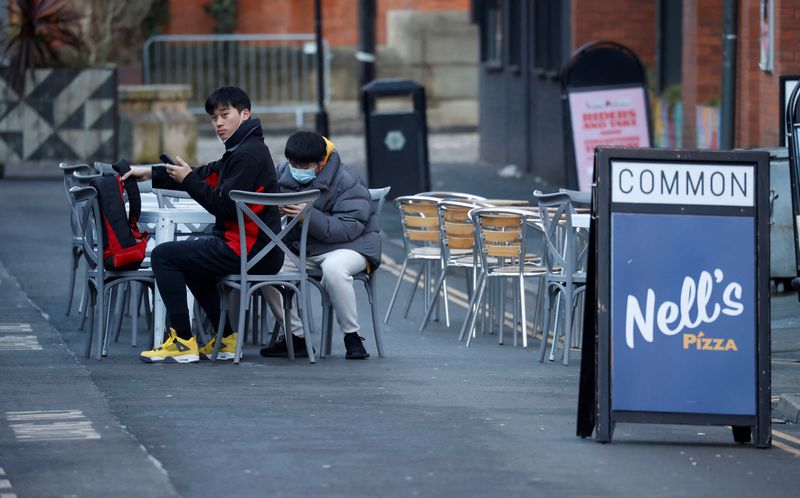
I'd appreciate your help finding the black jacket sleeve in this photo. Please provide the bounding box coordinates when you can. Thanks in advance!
[180,152,268,220]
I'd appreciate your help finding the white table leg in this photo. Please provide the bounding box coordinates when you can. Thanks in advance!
[152,215,176,348]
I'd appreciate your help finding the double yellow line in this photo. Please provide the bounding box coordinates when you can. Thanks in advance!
[773,429,800,457]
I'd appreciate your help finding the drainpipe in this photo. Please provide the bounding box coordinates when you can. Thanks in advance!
[720,0,738,149]
[315,0,330,137]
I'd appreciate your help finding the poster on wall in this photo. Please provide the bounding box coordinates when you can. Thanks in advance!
[779,75,800,146]
[568,86,651,191]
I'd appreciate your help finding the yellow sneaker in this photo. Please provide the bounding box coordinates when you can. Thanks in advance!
[139,331,199,363]
[199,332,238,361]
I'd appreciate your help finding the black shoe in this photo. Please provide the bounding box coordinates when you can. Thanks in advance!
[344,333,370,360]
[259,334,312,357]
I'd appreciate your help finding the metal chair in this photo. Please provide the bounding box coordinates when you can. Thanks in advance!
[68,186,156,360]
[213,189,320,364]
[418,198,491,333]
[460,207,547,347]
[59,162,94,317]
[534,191,588,365]
[310,186,391,359]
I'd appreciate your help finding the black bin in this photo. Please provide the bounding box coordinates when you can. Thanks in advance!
[361,79,430,198]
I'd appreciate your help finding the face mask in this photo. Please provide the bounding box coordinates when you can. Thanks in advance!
[217,112,246,146]
[289,165,317,184]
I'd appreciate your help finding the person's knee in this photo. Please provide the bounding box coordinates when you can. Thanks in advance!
[320,259,351,282]
[151,241,187,272]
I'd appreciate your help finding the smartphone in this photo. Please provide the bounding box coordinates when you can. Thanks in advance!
[160,153,176,165]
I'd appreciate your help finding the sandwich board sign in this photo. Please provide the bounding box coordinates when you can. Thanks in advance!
[578,147,771,447]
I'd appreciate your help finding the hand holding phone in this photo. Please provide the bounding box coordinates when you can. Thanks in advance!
[160,153,176,165]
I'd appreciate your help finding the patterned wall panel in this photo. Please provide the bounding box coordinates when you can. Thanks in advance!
[0,68,118,163]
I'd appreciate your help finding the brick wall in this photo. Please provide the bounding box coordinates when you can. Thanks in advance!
[165,0,468,46]
[571,0,656,67]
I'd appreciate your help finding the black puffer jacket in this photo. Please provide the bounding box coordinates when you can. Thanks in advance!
[152,118,282,257]
[276,139,381,268]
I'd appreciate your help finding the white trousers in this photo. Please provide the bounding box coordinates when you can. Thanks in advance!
[264,249,367,338]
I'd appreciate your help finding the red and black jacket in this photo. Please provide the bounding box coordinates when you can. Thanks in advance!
[151,118,282,257]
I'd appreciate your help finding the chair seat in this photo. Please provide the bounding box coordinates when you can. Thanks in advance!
[409,246,447,259]
[490,264,548,276]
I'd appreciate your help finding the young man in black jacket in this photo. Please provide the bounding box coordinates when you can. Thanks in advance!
[122,86,283,363]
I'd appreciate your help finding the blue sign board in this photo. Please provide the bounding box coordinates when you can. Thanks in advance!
[611,213,755,415]
[580,148,771,447]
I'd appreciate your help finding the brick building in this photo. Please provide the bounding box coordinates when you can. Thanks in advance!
[473,0,800,186]
[165,0,469,46]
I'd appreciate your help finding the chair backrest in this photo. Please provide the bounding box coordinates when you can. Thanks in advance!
[59,163,93,237]
[470,207,541,276]
[228,189,321,278]
[153,188,193,208]
[417,191,486,201]
[534,190,585,277]
[68,186,105,273]
[369,186,391,216]
[395,195,442,251]
[558,188,591,207]
[437,199,490,262]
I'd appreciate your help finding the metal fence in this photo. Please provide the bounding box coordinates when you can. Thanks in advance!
[142,34,330,126]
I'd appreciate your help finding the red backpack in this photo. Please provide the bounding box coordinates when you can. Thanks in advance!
[89,160,149,270]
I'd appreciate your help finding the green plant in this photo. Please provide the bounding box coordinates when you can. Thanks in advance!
[2,0,83,92]
[660,83,683,106]
[143,0,170,38]
[205,0,238,34]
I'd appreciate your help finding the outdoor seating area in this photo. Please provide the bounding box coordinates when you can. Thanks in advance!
[59,159,591,366]
[383,190,591,364]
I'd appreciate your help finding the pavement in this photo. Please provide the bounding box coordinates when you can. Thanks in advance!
[0,132,799,497]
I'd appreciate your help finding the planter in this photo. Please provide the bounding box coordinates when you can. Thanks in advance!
[0,67,118,178]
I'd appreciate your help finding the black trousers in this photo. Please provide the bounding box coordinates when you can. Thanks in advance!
[151,236,283,338]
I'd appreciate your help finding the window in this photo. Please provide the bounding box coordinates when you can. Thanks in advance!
[532,0,562,74]
[482,0,503,65]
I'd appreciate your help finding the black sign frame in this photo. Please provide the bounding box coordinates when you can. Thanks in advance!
[779,75,800,147]
[588,147,771,448]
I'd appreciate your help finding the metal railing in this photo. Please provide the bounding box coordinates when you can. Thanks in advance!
[142,34,330,126]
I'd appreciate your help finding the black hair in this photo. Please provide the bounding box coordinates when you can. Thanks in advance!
[285,130,327,164]
[204,86,251,115]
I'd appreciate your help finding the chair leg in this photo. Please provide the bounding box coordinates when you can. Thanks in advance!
[65,247,80,316]
[297,282,316,363]
[458,271,484,342]
[283,288,296,362]
[112,285,127,343]
[211,287,229,361]
[383,257,409,324]
[95,281,106,360]
[84,288,96,359]
[403,264,423,319]
[233,288,249,364]
[562,285,575,366]
[549,292,563,361]
[324,304,334,355]
[130,282,139,347]
[519,277,528,348]
[418,268,447,333]
[441,267,451,328]
[78,275,89,331]
[465,275,488,347]
[538,285,554,363]
[364,280,384,358]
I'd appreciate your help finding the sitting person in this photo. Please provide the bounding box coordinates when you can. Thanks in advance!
[262,130,381,359]
[122,86,283,363]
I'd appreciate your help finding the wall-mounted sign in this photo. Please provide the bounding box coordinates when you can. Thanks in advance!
[779,75,800,146]
[579,147,771,447]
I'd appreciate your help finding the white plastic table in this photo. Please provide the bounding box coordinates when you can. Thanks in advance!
[139,198,214,347]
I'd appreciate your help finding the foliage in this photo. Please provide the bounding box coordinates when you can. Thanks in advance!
[72,0,157,65]
[143,0,171,38]
[2,0,83,92]
[205,0,238,34]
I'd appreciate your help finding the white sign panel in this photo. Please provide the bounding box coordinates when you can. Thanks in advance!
[611,161,754,207]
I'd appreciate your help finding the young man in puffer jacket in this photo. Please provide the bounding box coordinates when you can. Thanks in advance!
[262,130,381,359]
[123,86,283,363]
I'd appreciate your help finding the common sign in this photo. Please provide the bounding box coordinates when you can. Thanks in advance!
[580,147,771,447]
